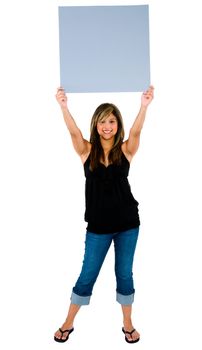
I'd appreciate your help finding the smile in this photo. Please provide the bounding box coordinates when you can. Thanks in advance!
[103,130,112,134]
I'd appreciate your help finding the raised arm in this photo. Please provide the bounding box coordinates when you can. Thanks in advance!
[55,88,91,162]
[122,86,154,161]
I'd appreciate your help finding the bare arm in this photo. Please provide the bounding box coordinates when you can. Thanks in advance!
[55,88,91,161]
[122,86,154,161]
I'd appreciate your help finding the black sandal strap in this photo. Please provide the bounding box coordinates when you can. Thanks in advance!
[58,328,69,339]
[123,328,136,335]
[58,328,64,339]
[59,328,72,334]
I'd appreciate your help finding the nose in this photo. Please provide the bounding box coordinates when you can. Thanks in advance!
[103,121,111,129]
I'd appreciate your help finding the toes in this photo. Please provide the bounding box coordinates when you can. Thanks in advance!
[124,328,140,342]
[54,331,60,339]
[54,329,63,340]
[126,335,132,341]
[132,330,140,341]
[62,331,68,340]
[126,334,133,341]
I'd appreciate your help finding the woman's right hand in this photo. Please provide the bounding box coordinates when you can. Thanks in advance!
[55,87,67,109]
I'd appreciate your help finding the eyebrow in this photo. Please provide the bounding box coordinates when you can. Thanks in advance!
[99,117,117,122]
[107,115,117,120]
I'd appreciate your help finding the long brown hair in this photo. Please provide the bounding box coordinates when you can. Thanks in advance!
[89,103,124,170]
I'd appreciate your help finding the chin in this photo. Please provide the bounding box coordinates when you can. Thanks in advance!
[101,134,115,140]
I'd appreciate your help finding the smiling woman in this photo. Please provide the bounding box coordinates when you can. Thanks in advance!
[54,86,154,343]
[97,114,118,136]
[90,103,124,169]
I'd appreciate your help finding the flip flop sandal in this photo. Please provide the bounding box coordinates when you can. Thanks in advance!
[122,327,140,344]
[54,327,74,343]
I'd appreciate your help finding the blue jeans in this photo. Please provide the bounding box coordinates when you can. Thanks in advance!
[70,227,139,305]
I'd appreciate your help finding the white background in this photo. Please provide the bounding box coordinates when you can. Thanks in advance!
[0,0,202,349]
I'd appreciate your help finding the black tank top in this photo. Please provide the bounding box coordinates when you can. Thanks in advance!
[84,152,140,234]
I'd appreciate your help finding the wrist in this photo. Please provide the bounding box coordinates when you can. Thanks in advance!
[140,104,148,112]
[61,105,68,113]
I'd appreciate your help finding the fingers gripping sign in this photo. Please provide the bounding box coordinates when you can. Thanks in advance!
[56,87,67,108]
[141,85,154,107]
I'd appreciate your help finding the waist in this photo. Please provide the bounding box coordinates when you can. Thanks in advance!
[84,199,140,234]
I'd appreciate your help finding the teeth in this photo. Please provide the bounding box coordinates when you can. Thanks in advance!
[103,130,112,134]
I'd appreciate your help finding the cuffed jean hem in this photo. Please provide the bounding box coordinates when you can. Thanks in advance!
[116,292,134,305]
[70,291,91,305]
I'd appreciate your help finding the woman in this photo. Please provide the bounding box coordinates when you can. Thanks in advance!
[54,86,154,343]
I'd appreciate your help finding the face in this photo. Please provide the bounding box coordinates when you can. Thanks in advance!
[97,113,118,140]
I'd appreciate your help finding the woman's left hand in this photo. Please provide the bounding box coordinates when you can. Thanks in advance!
[141,85,154,107]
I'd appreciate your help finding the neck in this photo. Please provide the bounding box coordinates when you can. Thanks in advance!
[100,137,114,155]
